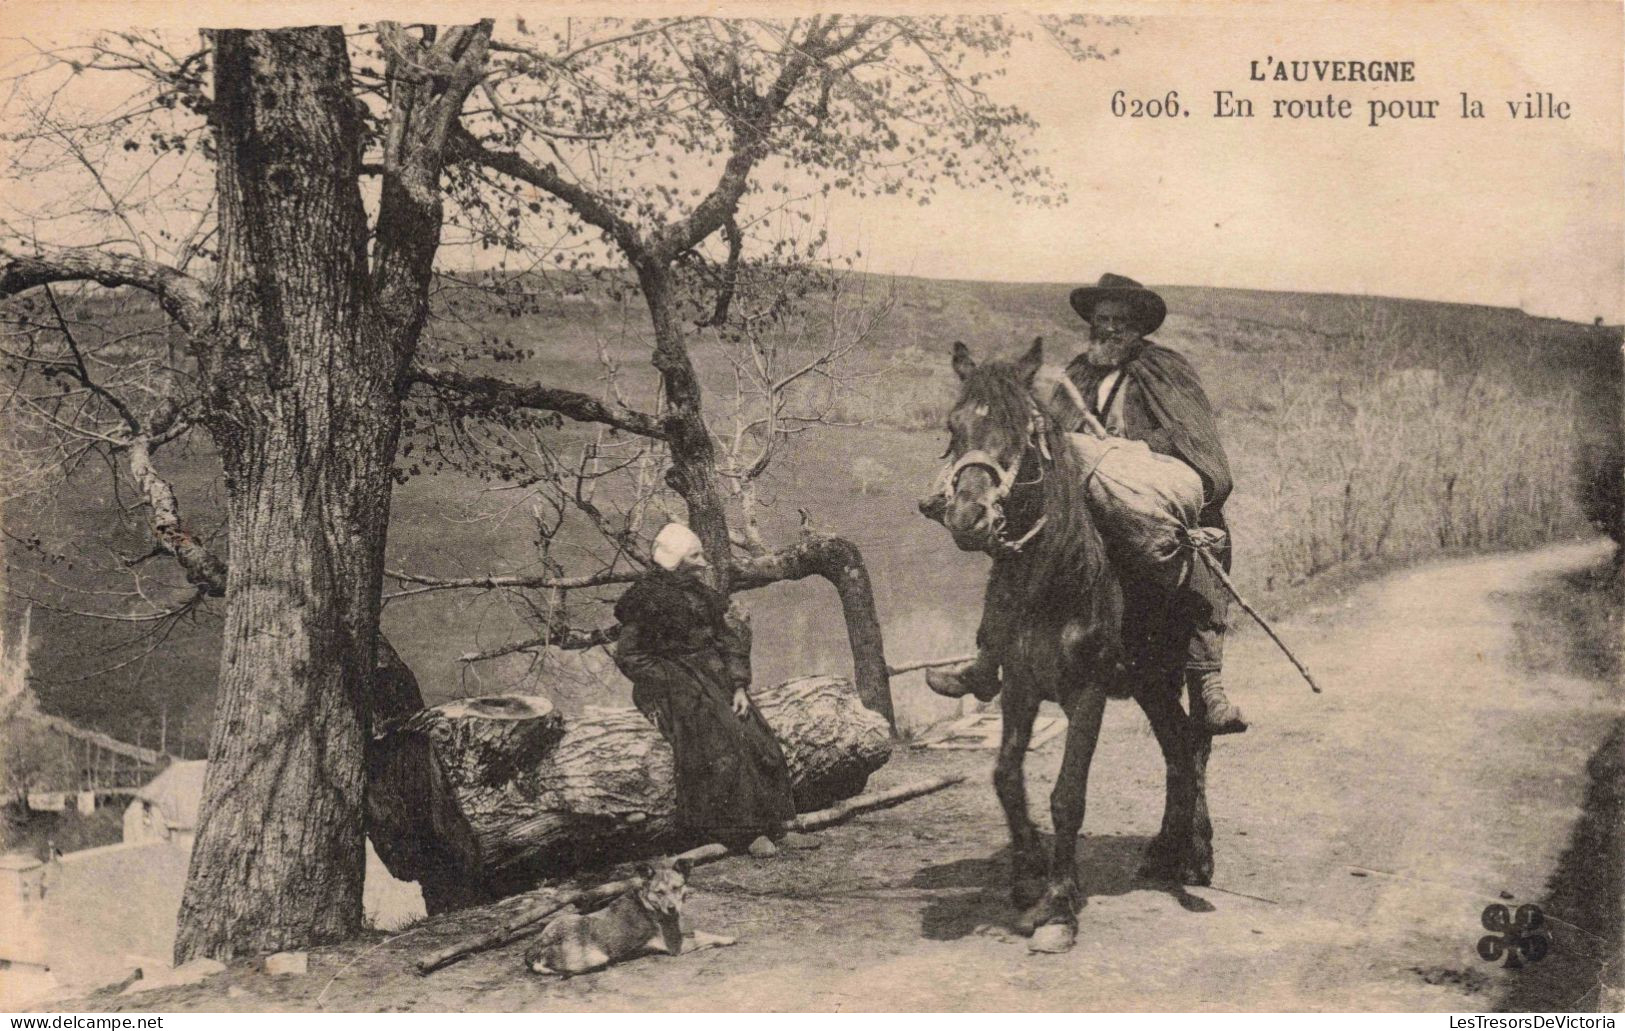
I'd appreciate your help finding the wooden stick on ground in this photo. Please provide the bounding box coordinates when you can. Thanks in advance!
[787,774,965,832]
[886,654,976,677]
[413,775,965,975]
[1193,547,1324,694]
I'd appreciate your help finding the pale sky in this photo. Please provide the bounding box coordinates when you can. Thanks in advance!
[821,2,1625,322]
[2,1,1621,321]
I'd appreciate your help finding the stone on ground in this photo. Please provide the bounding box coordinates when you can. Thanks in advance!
[264,951,308,976]
[1027,923,1076,954]
[121,958,226,995]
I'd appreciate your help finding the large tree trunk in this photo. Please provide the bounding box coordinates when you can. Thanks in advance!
[174,27,401,961]
[370,675,890,909]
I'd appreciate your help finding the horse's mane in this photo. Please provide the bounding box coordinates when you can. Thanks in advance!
[960,360,1112,619]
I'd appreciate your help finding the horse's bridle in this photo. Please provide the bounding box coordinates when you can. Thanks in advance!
[932,403,1052,553]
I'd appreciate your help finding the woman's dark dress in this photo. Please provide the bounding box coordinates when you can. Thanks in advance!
[612,569,795,844]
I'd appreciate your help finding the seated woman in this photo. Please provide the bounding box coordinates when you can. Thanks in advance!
[612,522,796,848]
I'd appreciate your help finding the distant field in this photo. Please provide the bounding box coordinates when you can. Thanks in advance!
[9,275,1620,743]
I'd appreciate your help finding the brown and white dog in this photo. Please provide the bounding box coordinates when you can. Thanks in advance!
[523,857,732,976]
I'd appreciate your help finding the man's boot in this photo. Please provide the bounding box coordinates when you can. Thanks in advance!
[926,650,1002,702]
[1190,668,1247,735]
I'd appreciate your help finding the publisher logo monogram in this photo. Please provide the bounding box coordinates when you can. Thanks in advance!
[1477,903,1550,967]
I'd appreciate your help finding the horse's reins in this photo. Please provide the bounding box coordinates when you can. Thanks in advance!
[932,367,1126,554]
[934,401,1057,554]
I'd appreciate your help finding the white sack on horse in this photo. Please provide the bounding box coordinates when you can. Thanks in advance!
[1065,432,1203,589]
[1032,365,1207,590]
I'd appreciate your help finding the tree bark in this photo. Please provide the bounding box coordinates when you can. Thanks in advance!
[174,27,402,962]
[734,534,895,729]
[639,267,735,591]
[369,675,890,908]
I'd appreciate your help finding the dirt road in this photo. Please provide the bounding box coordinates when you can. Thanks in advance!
[82,540,1621,1012]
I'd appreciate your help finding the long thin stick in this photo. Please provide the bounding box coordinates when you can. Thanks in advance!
[413,775,964,974]
[1194,548,1323,694]
[787,774,965,832]
[886,654,976,677]
[1052,375,1109,438]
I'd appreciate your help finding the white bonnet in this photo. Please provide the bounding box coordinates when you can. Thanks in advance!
[651,522,705,570]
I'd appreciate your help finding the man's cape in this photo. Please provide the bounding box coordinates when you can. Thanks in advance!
[1123,343,1232,510]
[1070,342,1233,511]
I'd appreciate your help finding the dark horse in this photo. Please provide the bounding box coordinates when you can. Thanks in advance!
[922,339,1215,949]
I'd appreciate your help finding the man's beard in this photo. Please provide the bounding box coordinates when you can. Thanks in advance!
[1084,331,1138,368]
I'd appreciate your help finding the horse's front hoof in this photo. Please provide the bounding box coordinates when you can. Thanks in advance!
[1027,923,1076,953]
[1016,882,1081,937]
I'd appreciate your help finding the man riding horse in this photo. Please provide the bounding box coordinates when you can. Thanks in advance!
[927,273,1247,735]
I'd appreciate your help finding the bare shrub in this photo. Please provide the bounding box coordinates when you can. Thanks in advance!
[1242,309,1590,589]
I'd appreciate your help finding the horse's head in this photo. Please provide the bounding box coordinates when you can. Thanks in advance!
[920,338,1051,553]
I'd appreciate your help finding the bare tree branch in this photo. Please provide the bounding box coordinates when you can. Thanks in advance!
[651,17,877,263]
[456,622,620,663]
[385,566,641,595]
[371,20,494,360]
[0,245,210,332]
[408,364,668,439]
[474,81,610,142]
[489,19,703,69]
[122,436,226,596]
[450,126,646,260]
[692,215,743,328]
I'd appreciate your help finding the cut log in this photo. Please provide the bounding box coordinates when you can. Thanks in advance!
[370,674,889,907]
[389,695,565,789]
[365,641,520,912]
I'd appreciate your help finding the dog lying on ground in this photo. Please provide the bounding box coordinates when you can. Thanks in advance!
[524,856,735,976]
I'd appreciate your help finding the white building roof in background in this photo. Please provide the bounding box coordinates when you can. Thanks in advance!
[134,760,207,832]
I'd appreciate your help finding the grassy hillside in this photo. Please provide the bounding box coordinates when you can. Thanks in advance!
[7,275,1620,745]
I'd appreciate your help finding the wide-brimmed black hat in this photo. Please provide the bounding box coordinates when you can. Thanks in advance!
[1069,273,1166,335]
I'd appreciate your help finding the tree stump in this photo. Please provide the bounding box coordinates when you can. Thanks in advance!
[369,675,890,910]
